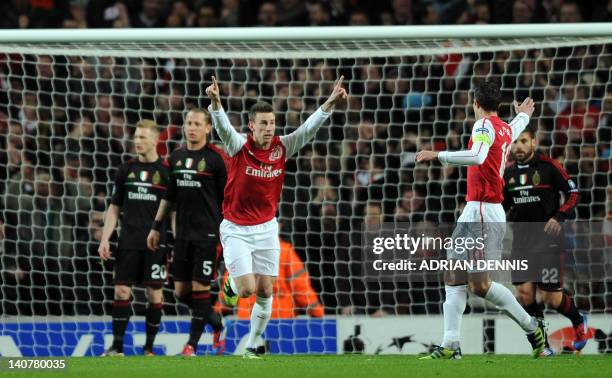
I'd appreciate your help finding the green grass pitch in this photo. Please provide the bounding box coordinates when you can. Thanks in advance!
[3,355,609,378]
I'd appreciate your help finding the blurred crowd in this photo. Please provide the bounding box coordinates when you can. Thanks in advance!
[0,1,611,318]
[0,0,611,29]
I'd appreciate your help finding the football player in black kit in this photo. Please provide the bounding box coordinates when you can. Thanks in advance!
[503,126,587,356]
[99,120,170,356]
[147,108,227,356]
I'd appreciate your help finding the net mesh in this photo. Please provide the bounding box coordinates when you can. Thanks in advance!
[0,35,610,355]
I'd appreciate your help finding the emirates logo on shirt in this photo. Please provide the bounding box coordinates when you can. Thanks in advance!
[245,163,283,178]
[269,146,282,161]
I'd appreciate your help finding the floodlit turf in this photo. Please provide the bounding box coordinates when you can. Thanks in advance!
[3,355,609,378]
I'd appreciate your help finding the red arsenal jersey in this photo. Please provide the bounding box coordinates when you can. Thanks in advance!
[222,135,286,225]
[466,116,513,203]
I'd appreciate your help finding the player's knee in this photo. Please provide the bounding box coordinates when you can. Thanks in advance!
[515,285,534,306]
[256,286,273,298]
[516,291,533,306]
[540,290,562,307]
[114,285,131,300]
[469,281,491,297]
[238,286,255,298]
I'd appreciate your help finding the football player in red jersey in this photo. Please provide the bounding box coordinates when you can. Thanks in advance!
[206,75,347,358]
[416,81,547,359]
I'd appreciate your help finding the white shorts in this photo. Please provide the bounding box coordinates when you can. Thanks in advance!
[220,218,280,278]
[457,201,506,223]
[448,201,506,265]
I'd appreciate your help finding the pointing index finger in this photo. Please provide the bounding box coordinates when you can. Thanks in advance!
[334,75,344,90]
[212,76,218,87]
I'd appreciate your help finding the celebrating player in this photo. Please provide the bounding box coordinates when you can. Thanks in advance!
[98,120,169,356]
[147,108,227,357]
[416,81,546,359]
[504,126,586,355]
[205,75,347,358]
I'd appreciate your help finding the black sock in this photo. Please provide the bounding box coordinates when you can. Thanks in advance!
[144,302,163,351]
[111,300,131,352]
[556,293,583,327]
[523,301,544,319]
[177,293,193,308]
[187,291,212,349]
[208,310,224,332]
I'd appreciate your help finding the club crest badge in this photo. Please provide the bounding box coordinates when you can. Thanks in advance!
[532,171,540,186]
[140,171,149,181]
[185,158,193,169]
[519,174,528,185]
[197,159,206,172]
[269,146,282,161]
[153,171,161,185]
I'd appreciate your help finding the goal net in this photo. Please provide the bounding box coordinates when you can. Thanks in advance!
[0,26,610,356]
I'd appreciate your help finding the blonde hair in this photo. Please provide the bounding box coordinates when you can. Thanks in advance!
[136,119,160,134]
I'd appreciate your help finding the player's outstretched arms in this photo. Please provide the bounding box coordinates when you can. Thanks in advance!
[510,97,534,141]
[281,76,347,158]
[98,204,120,260]
[205,76,246,156]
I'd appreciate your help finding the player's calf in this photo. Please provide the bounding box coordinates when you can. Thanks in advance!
[104,287,132,356]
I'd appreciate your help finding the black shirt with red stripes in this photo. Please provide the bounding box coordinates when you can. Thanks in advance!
[165,144,227,242]
[111,158,170,250]
[503,151,579,222]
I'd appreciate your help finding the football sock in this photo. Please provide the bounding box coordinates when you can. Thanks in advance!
[556,292,583,327]
[441,284,467,349]
[177,293,192,308]
[245,296,272,350]
[111,299,131,352]
[187,291,212,349]
[485,282,537,333]
[144,302,163,351]
[208,311,224,332]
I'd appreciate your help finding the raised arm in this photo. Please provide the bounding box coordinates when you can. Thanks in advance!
[509,97,535,141]
[205,76,246,156]
[280,76,347,158]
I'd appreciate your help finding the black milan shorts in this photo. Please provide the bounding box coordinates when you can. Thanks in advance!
[113,249,167,286]
[172,238,221,283]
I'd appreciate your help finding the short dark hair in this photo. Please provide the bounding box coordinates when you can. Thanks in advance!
[520,124,537,139]
[474,81,501,112]
[248,101,274,121]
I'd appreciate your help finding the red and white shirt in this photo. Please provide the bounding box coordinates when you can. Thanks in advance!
[438,112,530,203]
[209,106,331,225]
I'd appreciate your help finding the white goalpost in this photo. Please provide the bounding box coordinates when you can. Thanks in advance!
[0,24,610,356]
